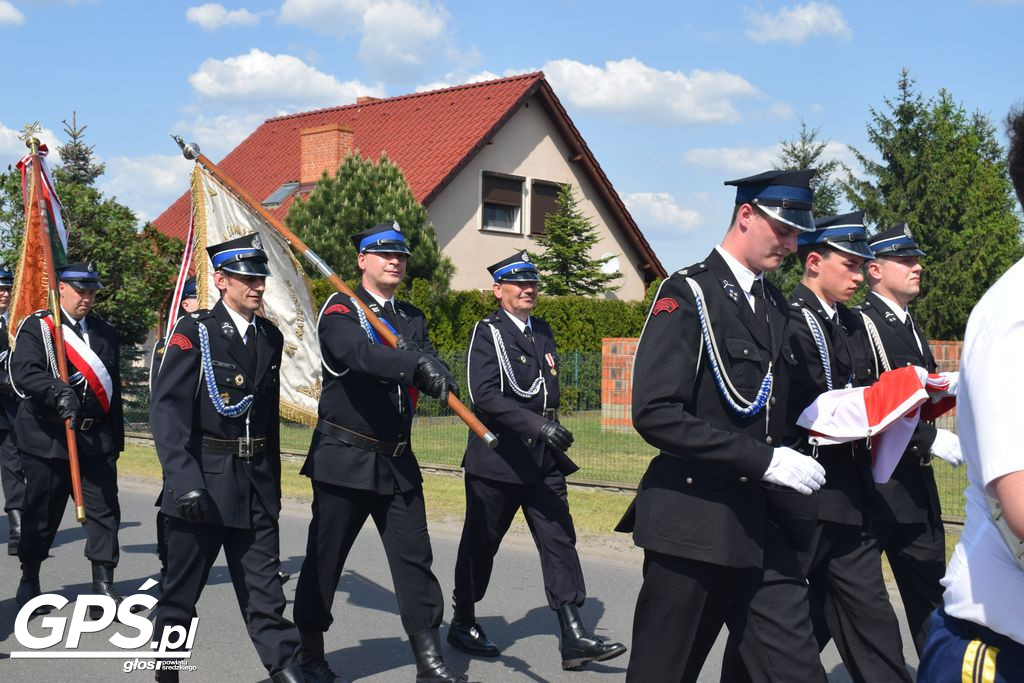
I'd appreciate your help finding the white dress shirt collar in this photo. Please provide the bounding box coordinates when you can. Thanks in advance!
[715,246,762,311]
[873,291,909,323]
[502,308,532,333]
[223,303,255,341]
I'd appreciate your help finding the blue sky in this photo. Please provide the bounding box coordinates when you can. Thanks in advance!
[1,0,1022,273]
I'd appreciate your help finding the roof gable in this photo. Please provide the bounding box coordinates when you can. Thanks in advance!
[153,72,665,279]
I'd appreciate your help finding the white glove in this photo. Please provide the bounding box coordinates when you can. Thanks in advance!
[931,428,964,467]
[935,371,959,398]
[762,447,826,495]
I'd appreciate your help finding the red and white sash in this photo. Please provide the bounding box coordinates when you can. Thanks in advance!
[41,316,113,414]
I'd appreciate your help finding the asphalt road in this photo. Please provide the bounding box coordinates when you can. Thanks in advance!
[0,477,919,681]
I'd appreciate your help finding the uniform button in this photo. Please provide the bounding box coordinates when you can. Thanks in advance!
[911,445,918,452]
[766,436,773,445]
[770,396,776,406]
[743,349,749,356]
[685,477,694,485]
[739,476,749,482]
[399,372,406,380]
[526,439,533,446]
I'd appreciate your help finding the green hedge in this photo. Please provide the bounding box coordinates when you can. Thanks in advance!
[310,277,660,352]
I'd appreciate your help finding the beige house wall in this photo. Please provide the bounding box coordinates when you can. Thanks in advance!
[427,95,648,300]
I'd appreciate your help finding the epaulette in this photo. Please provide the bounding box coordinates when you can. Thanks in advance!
[480,314,499,324]
[189,308,215,320]
[674,260,709,278]
[32,309,50,318]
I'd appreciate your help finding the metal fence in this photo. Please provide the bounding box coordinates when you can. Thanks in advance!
[123,347,968,521]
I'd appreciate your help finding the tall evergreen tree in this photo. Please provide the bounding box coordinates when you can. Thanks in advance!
[767,121,848,294]
[845,70,1023,339]
[533,184,619,296]
[286,152,453,291]
[54,112,104,187]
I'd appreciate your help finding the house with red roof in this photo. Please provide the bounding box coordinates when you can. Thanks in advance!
[152,72,665,298]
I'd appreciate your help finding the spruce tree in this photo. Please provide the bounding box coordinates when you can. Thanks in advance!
[54,112,105,186]
[286,152,453,290]
[845,70,1023,339]
[533,184,619,296]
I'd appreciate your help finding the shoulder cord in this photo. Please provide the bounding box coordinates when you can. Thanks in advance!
[801,308,833,391]
[860,312,892,373]
[486,323,546,400]
[685,278,772,417]
[38,318,84,384]
[353,298,379,343]
[196,321,253,418]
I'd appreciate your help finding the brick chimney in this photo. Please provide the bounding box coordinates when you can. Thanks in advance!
[300,124,354,185]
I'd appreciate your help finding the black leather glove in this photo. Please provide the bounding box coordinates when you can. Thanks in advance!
[53,382,82,430]
[539,420,574,453]
[414,354,460,402]
[395,335,422,352]
[175,489,212,524]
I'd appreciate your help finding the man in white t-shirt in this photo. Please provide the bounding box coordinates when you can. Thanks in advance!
[917,107,1024,681]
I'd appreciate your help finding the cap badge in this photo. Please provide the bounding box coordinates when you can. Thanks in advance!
[903,225,913,238]
[522,252,530,262]
[392,220,402,231]
[87,262,95,272]
[251,233,263,249]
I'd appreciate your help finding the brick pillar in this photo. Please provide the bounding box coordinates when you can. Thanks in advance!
[300,124,354,185]
[601,338,638,432]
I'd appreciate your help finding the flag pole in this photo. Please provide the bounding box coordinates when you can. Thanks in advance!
[172,137,498,448]
[24,128,87,523]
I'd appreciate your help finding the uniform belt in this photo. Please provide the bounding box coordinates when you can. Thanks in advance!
[314,419,408,458]
[79,418,96,431]
[200,436,267,459]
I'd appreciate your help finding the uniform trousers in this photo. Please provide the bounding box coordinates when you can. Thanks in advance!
[874,516,946,655]
[18,451,120,566]
[719,525,827,683]
[293,481,444,636]
[918,609,1024,683]
[454,470,586,610]
[1,427,25,511]
[155,500,301,675]
[808,522,912,682]
[625,550,764,683]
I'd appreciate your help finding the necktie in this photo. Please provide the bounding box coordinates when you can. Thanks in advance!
[71,319,84,341]
[245,323,257,368]
[750,279,765,318]
[384,300,396,320]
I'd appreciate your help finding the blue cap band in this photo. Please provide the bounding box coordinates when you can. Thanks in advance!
[212,247,262,269]
[492,261,539,281]
[736,183,814,207]
[359,229,408,252]
[799,225,870,247]
[870,235,918,253]
[59,270,99,279]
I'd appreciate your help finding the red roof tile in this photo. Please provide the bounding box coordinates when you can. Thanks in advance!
[153,72,665,279]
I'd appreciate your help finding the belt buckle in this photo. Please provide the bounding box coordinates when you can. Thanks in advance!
[237,437,254,459]
[79,418,94,431]
[391,441,407,458]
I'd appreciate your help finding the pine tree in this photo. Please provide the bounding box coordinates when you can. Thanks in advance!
[286,152,453,291]
[767,121,848,295]
[845,70,1023,339]
[54,112,104,186]
[533,184,619,296]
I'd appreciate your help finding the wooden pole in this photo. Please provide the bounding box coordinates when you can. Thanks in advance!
[173,137,498,448]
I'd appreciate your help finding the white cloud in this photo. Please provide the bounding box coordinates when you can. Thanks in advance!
[279,0,471,82]
[744,2,851,45]
[683,140,856,176]
[0,121,62,165]
[0,1,25,25]
[415,69,506,93]
[542,58,763,126]
[188,48,384,106]
[623,192,702,235]
[186,3,264,31]
[173,111,269,161]
[98,154,194,223]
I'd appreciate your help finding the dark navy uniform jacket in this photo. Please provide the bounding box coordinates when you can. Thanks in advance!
[855,291,941,524]
[300,285,436,494]
[463,308,577,485]
[0,315,18,429]
[786,283,877,526]
[11,310,124,459]
[150,300,283,529]
[618,249,802,568]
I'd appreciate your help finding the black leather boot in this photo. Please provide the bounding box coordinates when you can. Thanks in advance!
[555,604,627,670]
[410,629,468,682]
[271,665,304,682]
[7,509,21,556]
[90,562,127,620]
[299,630,343,682]
[16,561,52,617]
[446,602,499,657]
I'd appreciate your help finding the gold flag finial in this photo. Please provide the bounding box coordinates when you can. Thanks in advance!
[19,122,42,153]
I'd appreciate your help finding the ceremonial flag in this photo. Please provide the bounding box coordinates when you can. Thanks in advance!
[796,365,954,483]
[10,144,68,336]
[186,165,321,425]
